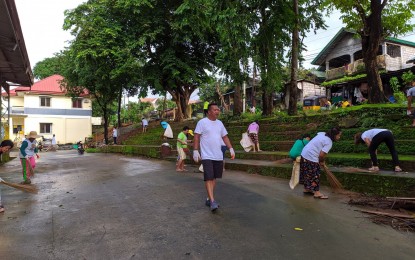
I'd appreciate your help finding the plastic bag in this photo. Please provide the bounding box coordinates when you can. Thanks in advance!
[240,133,254,152]
[289,156,301,189]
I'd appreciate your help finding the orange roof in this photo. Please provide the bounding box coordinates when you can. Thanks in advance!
[188,99,201,104]
[3,75,88,96]
[140,97,158,103]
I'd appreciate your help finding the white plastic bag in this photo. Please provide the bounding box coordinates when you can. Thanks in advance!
[164,124,174,138]
[240,133,254,152]
[289,156,301,189]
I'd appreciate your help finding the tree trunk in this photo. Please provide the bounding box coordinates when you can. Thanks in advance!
[262,90,273,115]
[360,0,387,103]
[252,64,256,107]
[288,0,299,115]
[117,86,122,127]
[216,81,229,112]
[174,93,184,122]
[233,85,242,115]
[103,108,109,145]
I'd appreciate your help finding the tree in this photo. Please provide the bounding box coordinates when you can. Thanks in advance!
[62,0,143,143]
[116,0,219,121]
[324,0,415,103]
[208,0,252,115]
[33,53,65,80]
[251,1,292,115]
[288,0,326,115]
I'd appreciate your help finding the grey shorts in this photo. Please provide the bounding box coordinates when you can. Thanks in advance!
[202,160,224,181]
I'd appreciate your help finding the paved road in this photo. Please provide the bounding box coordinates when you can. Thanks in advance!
[0,151,414,259]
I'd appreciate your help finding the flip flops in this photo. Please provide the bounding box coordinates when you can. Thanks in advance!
[314,194,329,199]
[368,166,380,172]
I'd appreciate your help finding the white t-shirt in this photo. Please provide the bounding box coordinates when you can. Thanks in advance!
[361,129,388,141]
[301,133,333,163]
[407,87,415,97]
[19,139,37,158]
[52,137,57,145]
[113,128,118,137]
[142,119,148,126]
[195,118,228,160]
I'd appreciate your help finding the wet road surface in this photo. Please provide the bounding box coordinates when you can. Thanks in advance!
[0,150,414,259]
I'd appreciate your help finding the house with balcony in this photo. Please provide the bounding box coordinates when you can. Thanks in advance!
[1,74,92,144]
[311,28,415,104]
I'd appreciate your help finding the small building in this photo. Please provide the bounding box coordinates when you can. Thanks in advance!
[284,79,326,108]
[2,75,92,144]
[139,97,159,109]
[311,28,415,104]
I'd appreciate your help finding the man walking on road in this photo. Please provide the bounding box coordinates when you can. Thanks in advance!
[193,103,235,212]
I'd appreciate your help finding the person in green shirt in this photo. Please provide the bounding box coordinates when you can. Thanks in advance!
[176,126,191,172]
[289,134,311,160]
[203,101,209,117]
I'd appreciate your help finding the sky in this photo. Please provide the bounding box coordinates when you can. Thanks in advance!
[14,1,415,97]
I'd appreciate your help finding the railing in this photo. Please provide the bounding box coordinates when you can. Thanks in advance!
[10,106,24,114]
[326,55,387,80]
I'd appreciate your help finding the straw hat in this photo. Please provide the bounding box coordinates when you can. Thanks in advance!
[27,131,41,139]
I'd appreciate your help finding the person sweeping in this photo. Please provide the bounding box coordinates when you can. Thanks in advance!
[300,127,342,199]
[19,131,41,184]
[354,129,402,172]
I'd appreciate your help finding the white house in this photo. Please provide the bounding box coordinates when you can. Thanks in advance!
[1,75,92,144]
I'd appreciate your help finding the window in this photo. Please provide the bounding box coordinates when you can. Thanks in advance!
[387,44,401,58]
[40,96,51,107]
[72,98,83,108]
[40,123,52,134]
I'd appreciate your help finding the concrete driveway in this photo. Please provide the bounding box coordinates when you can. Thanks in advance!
[0,150,414,260]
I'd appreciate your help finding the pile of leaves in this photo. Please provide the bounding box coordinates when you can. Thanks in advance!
[349,196,415,232]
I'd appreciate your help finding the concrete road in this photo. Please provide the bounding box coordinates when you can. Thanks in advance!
[0,151,414,260]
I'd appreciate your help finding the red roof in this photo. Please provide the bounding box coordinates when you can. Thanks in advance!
[3,75,88,96]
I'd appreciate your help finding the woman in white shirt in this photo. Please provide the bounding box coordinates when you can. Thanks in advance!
[300,127,342,199]
[354,129,402,172]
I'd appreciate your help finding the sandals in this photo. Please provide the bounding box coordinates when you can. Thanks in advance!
[368,166,379,172]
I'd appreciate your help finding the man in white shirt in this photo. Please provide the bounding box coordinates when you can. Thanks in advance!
[193,103,235,212]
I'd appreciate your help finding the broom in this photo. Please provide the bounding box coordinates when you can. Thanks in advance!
[322,164,343,190]
[0,178,38,194]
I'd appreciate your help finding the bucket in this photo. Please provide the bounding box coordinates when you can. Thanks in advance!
[160,143,171,157]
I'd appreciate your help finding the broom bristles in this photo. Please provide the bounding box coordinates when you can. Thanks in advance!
[323,165,343,190]
[0,180,38,194]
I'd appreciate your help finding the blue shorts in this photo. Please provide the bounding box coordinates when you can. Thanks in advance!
[221,145,228,159]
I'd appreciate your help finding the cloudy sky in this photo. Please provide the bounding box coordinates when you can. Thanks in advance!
[15,1,415,74]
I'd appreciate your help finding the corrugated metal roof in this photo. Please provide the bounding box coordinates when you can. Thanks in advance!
[0,0,33,86]
[311,28,415,66]
[15,74,64,94]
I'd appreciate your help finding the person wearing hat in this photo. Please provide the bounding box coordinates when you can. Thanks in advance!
[19,131,41,184]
